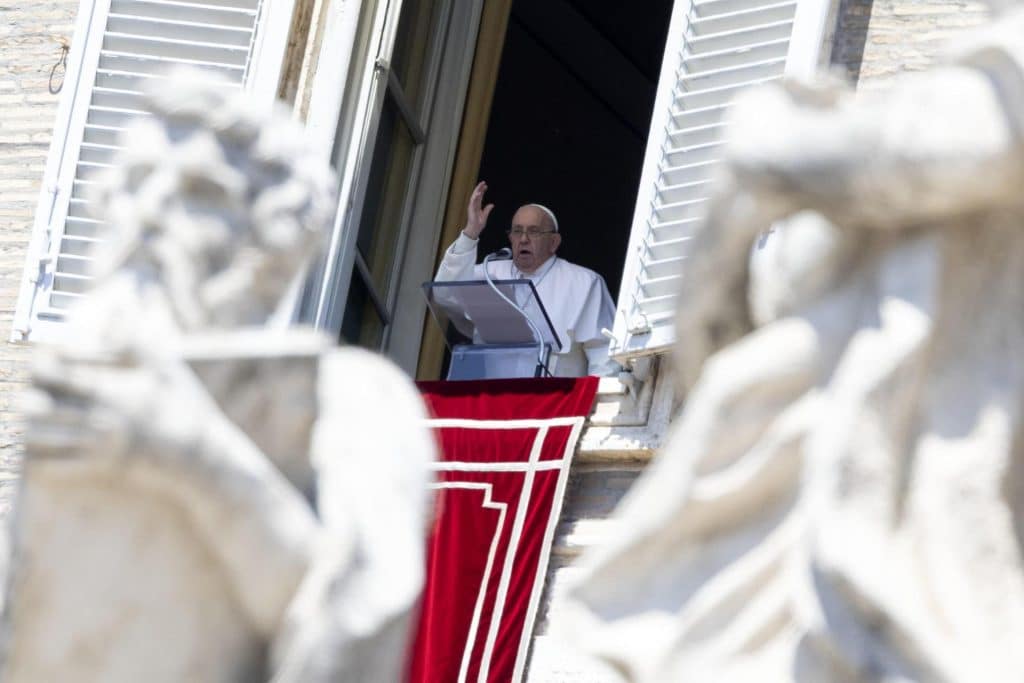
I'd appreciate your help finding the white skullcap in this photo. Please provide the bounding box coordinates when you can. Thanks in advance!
[526,203,559,232]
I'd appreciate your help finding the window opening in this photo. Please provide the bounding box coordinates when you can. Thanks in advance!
[471,0,674,302]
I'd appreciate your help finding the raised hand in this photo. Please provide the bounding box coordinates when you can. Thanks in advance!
[464,180,494,239]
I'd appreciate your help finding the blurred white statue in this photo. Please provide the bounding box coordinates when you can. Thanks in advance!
[559,4,1024,682]
[1,73,434,682]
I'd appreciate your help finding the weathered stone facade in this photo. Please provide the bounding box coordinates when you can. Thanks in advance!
[0,1,78,515]
[832,0,988,86]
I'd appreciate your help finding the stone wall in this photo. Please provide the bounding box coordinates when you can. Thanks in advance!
[0,0,79,513]
[831,0,989,86]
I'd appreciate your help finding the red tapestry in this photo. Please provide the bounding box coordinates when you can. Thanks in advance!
[408,377,599,683]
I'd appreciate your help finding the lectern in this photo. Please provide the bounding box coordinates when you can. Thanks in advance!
[423,279,561,380]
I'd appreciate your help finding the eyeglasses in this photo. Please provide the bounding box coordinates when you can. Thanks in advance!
[506,227,557,238]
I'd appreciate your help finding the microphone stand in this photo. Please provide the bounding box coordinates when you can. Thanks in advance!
[482,249,550,377]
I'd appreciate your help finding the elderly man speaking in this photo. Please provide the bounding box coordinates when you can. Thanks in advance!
[434,181,618,377]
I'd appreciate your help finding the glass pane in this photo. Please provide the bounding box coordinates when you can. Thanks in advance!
[356,96,416,300]
[389,0,442,113]
[340,270,385,349]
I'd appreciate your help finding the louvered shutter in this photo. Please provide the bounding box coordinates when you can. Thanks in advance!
[609,0,835,359]
[11,0,296,342]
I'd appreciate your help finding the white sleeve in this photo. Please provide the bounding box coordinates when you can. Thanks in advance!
[571,275,615,346]
[576,275,619,376]
[434,232,480,282]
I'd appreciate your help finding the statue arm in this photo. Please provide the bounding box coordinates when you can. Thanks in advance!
[725,67,1024,229]
[25,350,318,636]
[269,348,435,682]
[151,406,318,636]
[676,64,1024,382]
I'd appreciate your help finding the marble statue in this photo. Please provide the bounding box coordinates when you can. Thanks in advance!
[558,4,1024,681]
[1,73,435,682]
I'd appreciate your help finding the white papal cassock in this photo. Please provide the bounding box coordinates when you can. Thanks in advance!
[435,233,617,377]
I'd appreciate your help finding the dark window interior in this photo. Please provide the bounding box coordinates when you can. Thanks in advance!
[474,0,674,299]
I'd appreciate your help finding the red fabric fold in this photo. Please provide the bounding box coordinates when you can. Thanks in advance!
[407,377,599,683]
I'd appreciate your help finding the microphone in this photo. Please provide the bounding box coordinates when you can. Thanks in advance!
[487,247,512,261]
[481,247,549,377]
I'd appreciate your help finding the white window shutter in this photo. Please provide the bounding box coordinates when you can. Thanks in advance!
[11,0,296,343]
[610,0,836,360]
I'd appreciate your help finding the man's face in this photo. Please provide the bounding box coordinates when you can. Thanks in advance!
[508,205,561,274]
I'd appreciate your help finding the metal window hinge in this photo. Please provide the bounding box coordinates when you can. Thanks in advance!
[29,253,52,285]
[44,183,61,225]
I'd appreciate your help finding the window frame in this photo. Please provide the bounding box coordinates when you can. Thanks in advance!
[303,0,485,372]
[340,3,448,350]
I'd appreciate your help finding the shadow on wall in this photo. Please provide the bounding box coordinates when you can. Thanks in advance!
[830,0,875,85]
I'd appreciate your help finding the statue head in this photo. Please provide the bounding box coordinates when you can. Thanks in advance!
[86,70,335,333]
